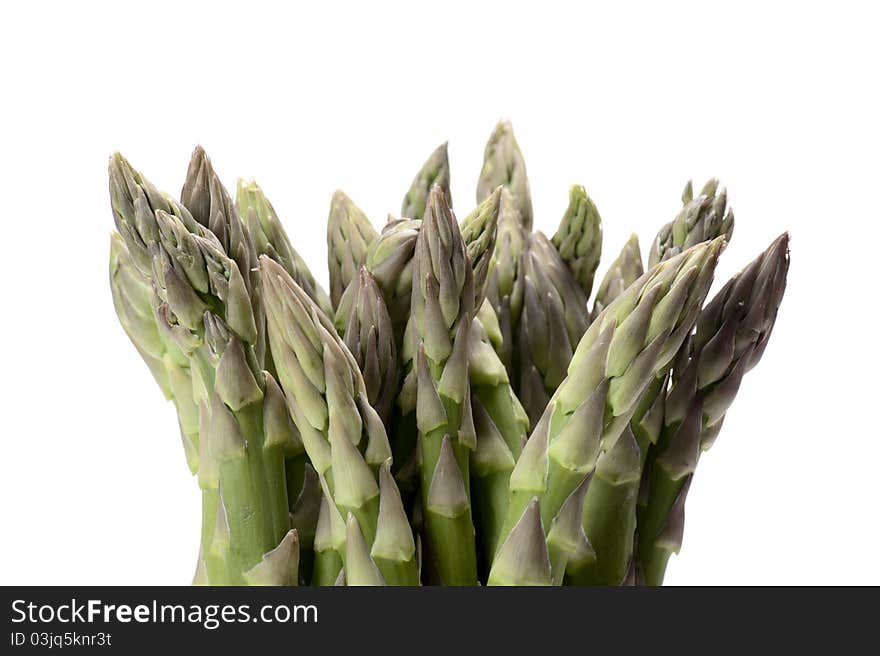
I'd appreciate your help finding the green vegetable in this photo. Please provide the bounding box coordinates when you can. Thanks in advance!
[405,186,479,585]
[637,233,790,584]
[108,123,790,586]
[261,257,419,585]
[327,191,378,309]
[517,232,589,427]
[402,142,451,220]
[649,179,734,268]
[477,120,533,229]
[494,238,724,585]
[111,153,297,585]
[342,268,399,426]
[551,185,603,299]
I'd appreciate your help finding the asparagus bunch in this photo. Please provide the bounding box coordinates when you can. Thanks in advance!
[109,121,790,586]
[109,153,298,585]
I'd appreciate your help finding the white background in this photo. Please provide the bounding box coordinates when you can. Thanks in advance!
[1,2,877,585]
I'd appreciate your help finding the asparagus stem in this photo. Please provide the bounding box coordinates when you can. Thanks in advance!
[110,153,296,585]
[489,239,723,585]
[262,257,418,586]
[406,186,479,585]
[637,234,789,584]
[566,427,641,585]
[484,189,528,379]
[574,184,736,585]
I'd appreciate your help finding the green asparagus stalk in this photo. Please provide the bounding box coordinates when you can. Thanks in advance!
[551,185,603,299]
[648,179,734,268]
[468,301,530,565]
[517,232,589,427]
[484,188,529,378]
[629,182,733,458]
[490,238,724,585]
[590,234,644,322]
[637,233,790,585]
[236,179,333,318]
[460,187,503,311]
[392,184,515,579]
[261,257,419,585]
[569,184,735,585]
[565,426,641,585]
[234,179,322,539]
[180,147,266,367]
[404,186,479,584]
[477,120,533,229]
[180,149,315,584]
[181,147,259,302]
[401,142,451,220]
[461,193,529,565]
[342,268,399,427]
[327,191,378,309]
[154,211,295,584]
[111,154,297,585]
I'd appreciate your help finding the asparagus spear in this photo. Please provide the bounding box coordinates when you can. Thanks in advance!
[401,142,451,220]
[180,146,266,368]
[551,185,603,299]
[477,120,533,229]
[460,187,503,311]
[461,192,528,564]
[590,234,644,322]
[484,188,529,377]
[181,147,259,301]
[236,179,333,318]
[327,191,378,309]
[648,179,734,268]
[181,149,323,582]
[111,153,301,585]
[571,183,735,585]
[404,186,479,584]
[637,233,790,585]
[109,154,282,583]
[342,268,399,427]
[261,257,419,585]
[517,232,590,427]
[155,210,298,583]
[490,238,724,585]
[468,313,530,567]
